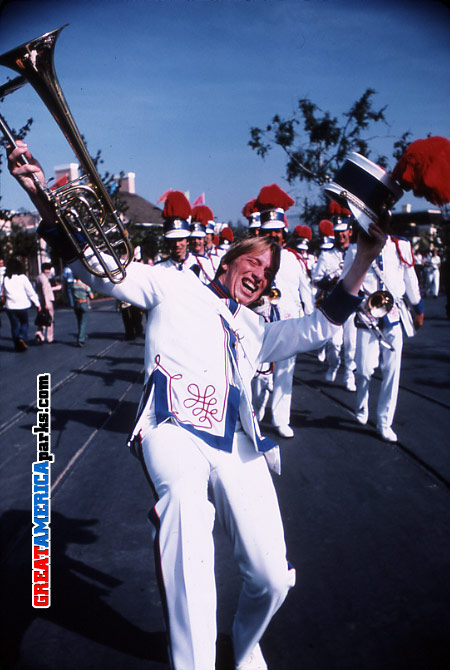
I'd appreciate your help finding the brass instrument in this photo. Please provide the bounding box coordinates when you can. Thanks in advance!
[251,286,282,310]
[268,287,282,305]
[356,290,394,351]
[0,26,133,283]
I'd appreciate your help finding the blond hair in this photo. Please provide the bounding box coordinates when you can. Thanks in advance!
[215,236,281,292]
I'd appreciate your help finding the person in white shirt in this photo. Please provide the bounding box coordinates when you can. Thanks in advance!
[342,232,424,443]
[425,248,441,297]
[252,184,314,439]
[8,139,386,670]
[1,257,41,351]
[312,217,357,391]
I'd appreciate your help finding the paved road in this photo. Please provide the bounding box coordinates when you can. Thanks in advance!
[1,295,449,670]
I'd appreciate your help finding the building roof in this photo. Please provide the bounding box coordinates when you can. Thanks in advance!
[119,192,164,227]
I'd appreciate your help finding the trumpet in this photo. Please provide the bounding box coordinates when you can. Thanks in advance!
[356,290,394,351]
[0,25,134,283]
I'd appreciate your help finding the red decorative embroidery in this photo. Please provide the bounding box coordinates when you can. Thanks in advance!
[154,355,225,429]
[184,384,219,428]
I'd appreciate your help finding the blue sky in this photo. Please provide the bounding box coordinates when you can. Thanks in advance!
[0,0,449,227]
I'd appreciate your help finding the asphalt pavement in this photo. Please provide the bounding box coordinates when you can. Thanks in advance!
[0,295,449,670]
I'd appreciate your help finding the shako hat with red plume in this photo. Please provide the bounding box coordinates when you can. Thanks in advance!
[242,198,261,229]
[293,224,312,250]
[218,226,234,250]
[162,191,192,239]
[319,219,335,250]
[191,205,215,236]
[255,184,295,230]
[323,136,450,233]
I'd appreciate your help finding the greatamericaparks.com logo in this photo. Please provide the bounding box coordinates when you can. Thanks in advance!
[32,373,54,608]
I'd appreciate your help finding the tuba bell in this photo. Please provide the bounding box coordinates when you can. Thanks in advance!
[0,25,134,283]
[356,289,395,350]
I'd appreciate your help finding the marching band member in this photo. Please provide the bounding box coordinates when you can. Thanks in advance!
[253,184,314,438]
[216,226,235,259]
[424,248,441,298]
[190,205,219,283]
[312,216,357,391]
[154,191,200,275]
[242,198,261,237]
[7,140,388,670]
[204,215,217,255]
[291,224,316,276]
[342,231,424,441]
[323,145,448,443]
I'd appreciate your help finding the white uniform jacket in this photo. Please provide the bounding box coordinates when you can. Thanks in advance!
[270,248,314,320]
[312,247,347,291]
[342,236,423,324]
[70,254,361,467]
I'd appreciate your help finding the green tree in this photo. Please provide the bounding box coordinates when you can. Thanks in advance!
[249,88,412,225]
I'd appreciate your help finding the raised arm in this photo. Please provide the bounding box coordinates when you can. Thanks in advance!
[341,223,387,295]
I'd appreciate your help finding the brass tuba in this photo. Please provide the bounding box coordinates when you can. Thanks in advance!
[356,290,395,350]
[0,25,134,283]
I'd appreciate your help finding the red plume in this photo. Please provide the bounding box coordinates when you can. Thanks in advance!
[392,136,450,206]
[255,184,295,212]
[293,225,312,241]
[192,205,214,225]
[328,200,351,216]
[242,198,258,218]
[220,227,234,242]
[319,219,334,237]
[163,191,191,219]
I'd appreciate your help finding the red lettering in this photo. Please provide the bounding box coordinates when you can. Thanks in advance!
[33,593,49,607]
[33,545,48,559]
[34,557,48,571]
[33,571,48,583]
[34,583,49,594]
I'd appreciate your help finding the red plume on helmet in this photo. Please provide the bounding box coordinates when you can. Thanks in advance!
[192,205,214,225]
[163,191,191,219]
[328,200,351,217]
[242,198,258,218]
[293,225,312,241]
[220,227,234,243]
[319,219,334,237]
[392,136,450,206]
[255,184,295,212]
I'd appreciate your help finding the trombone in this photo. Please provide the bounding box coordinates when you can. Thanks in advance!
[0,25,134,283]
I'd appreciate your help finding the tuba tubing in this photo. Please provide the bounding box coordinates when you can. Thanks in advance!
[0,25,134,283]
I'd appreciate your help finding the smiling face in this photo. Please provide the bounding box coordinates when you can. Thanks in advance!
[261,228,285,246]
[168,237,188,261]
[220,248,275,306]
[191,237,205,255]
[335,228,351,250]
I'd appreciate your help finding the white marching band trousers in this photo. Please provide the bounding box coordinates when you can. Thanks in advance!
[326,316,357,377]
[251,355,296,427]
[139,420,296,670]
[354,323,403,429]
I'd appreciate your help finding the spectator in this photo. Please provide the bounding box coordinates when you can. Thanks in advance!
[72,278,94,347]
[1,257,41,352]
[35,262,61,343]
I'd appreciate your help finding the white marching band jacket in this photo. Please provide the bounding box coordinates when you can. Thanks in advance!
[70,254,361,473]
[342,236,423,327]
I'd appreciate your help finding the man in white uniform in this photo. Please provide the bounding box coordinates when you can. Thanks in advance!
[312,217,357,391]
[189,205,219,284]
[154,190,200,274]
[8,140,386,670]
[343,232,424,442]
[253,184,314,439]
